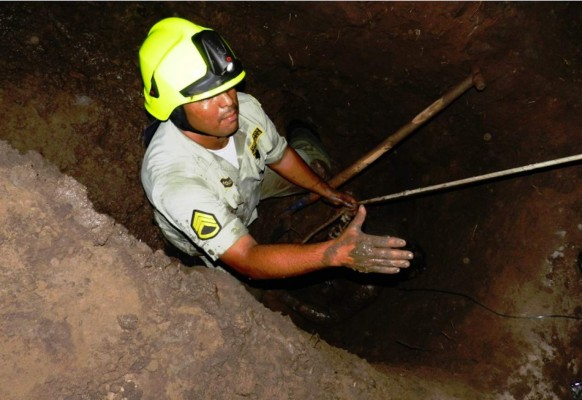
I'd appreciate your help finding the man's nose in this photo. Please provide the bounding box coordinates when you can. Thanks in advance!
[217,91,234,107]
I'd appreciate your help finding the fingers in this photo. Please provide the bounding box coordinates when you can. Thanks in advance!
[340,193,358,209]
[324,190,358,209]
[366,234,407,249]
[351,256,411,274]
[347,205,366,231]
[369,248,413,262]
[357,265,403,274]
[333,206,413,275]
[347,232,414,274]
[358,254,411,268]
[335,194,357,209]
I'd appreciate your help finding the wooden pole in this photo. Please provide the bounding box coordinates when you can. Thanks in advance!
[286,67,486,214]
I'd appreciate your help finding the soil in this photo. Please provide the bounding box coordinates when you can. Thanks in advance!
[1,2,581,399]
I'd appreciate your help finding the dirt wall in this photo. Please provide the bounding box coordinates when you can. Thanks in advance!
[0,139,487,399]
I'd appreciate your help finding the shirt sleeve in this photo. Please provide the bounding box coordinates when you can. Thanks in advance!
[262,116,287,165]
[240,93,288,164]
[155,178,249,261]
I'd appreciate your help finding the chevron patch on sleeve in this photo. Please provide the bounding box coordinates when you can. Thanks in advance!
[191,210,221,240]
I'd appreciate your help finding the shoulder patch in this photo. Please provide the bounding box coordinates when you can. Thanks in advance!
[249,126,264,159]
[191,210,222,240]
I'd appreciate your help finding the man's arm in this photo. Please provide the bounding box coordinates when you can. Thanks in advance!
[221,205,413,279]
[267,146,356,208]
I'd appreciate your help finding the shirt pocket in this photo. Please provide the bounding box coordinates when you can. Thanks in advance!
[220,179,243,212]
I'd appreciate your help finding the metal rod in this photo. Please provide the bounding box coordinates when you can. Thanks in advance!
[360,153,582,205]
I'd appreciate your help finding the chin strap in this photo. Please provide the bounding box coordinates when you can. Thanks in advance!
[169,106,217,137]
[169,106,194,132]
[145,106,235,147]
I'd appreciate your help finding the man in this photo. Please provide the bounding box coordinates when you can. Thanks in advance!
[139,17,413,279]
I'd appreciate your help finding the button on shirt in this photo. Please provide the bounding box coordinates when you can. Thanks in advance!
[141,92,287,261]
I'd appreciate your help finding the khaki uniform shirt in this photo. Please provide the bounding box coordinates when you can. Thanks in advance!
[141,92,287,261]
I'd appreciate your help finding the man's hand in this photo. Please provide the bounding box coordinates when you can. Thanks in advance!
[322,189,358,210]
[325,205,413,274]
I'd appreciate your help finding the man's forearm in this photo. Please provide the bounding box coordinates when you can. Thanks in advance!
[268,146,334,198]
[221,234,337,279]
[221,207,413,279]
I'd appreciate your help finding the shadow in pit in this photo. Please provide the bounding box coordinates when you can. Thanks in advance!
[243,242,427,331]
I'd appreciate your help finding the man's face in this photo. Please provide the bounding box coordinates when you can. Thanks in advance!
[183,88,239,137]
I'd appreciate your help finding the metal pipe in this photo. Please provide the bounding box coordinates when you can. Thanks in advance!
[360,153,582,205]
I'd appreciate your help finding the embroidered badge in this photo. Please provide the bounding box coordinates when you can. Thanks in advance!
[249,127,264,159]
[220,177,234,188]
[191,210,221,240]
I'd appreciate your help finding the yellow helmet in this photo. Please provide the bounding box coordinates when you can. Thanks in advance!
[139,17,246,121]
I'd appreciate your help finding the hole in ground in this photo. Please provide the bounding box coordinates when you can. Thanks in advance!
[1,2,580,398]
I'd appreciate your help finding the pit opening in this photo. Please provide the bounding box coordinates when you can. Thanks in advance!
[1,2,581,398]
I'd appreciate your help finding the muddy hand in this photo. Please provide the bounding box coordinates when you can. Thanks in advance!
[332,205,413,274]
